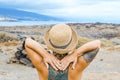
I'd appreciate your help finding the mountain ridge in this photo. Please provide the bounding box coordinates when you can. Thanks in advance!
[0,8,63,21]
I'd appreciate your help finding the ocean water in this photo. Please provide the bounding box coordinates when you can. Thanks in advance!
[0,21,69,26]
[0,21,120,26]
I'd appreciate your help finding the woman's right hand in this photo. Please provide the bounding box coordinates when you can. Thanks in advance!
[43,53,61,71]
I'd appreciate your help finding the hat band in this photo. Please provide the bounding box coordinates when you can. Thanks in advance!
[49,37,72,49]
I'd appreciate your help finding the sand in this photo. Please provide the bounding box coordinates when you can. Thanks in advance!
[0,45,120,80]
[0,24,120,80]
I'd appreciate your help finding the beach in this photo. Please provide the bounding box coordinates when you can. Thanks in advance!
[0,23,120,80]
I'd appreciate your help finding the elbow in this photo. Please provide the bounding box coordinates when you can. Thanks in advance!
[95,40,101,48]
[25,37,32,48]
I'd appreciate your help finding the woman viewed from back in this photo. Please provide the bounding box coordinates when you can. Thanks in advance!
[25,24,101,80]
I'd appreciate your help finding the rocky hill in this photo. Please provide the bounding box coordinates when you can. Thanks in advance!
[0,8,63,21]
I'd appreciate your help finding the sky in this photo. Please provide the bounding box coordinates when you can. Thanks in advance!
[0,0,120,23]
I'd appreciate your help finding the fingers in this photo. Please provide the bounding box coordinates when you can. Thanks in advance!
[43,53,78,71]
[62,63,69,71]
[50,60,58,71]
[45,62,49,69]
[56,59,61,67]
[50,57,60,70]
[60,55,78,71]
[44,60,58,71]
[72,58,77,69]
[53,59,61,69]
[60,59,67,70]
[60,60,69,71]
[50,55,61,70]
[44,54,61,71]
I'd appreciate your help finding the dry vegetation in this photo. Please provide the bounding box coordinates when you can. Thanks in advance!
[77,36,116,48]
[0,31,18,42]
[0,24,120,49]
[105,45,120,51]
[0,31,117,48]
[2,40,21,46]
[100,38,115,47]
[77,36,92,48]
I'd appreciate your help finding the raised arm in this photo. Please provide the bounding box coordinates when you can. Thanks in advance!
[25,38,60,70]
[25,37,48,58]
[74,40,101,57]
[60,40,101,70]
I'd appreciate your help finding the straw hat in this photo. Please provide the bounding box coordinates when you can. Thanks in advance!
[44,24,78,54]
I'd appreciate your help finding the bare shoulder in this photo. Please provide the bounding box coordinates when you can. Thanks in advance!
[82,48,99,63]
[72,48,100,73]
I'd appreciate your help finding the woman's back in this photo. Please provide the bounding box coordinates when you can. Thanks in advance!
[37,56,87,80]
[37,48,99,80]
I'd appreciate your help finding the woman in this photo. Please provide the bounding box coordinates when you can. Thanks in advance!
[25,24,101,80]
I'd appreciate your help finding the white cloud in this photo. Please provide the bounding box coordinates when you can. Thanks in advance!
[37,1,120,19]
[0,0,120,21]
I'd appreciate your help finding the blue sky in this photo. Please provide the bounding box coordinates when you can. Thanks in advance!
[0,0,120,23]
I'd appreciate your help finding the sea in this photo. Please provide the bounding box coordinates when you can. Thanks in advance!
[0,21,74,26]
[0,21,120,26]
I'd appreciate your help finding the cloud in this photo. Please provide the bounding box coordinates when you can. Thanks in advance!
[0,0,77,9]
[0,0,120,22]
[37,1,120,18]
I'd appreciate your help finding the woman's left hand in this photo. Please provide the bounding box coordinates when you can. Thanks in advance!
[44,53,61,71]
[60,52,78,71]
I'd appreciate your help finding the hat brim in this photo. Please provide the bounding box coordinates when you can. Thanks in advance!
[44,28,78,54]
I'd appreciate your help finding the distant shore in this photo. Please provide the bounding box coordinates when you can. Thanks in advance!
[0,21,120,26]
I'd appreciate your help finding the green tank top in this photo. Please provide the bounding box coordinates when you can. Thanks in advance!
[48,65,68,80]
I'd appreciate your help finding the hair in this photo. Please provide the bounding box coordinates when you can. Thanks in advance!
[53,52,68,60]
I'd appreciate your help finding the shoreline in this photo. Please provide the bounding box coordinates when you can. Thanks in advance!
[0,21,120,27]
